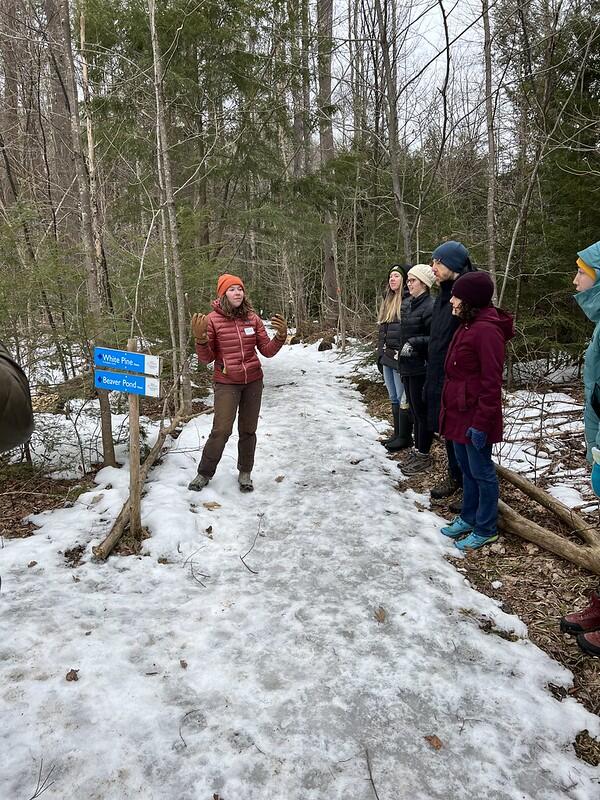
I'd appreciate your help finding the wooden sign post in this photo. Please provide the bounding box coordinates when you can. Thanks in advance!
[127,338,142,538]
[93,343,162,541]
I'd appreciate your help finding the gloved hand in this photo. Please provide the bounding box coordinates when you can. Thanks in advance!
[400,342,414,358]
[271,314,288,341]
[376,356,383,375]
[592,448,600,497]
[191,312,209,343]
[466,427,487,450]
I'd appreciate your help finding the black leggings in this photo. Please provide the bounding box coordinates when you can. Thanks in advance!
[403,374,434,454]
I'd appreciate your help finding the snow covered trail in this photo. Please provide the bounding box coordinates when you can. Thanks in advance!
[2,342,599,800]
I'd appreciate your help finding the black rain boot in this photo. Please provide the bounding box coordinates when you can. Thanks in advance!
[381,403,400,446]
[385,407,413,452]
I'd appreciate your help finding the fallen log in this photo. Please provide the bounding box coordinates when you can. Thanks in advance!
[498,500,600,575]
[92,409,211,560]
[496,463,600,547]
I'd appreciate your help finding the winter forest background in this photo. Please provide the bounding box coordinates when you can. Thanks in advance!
[0,0,599,431]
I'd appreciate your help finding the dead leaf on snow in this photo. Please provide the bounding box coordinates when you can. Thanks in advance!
[180,659,188,669]
[65,669,79,682]
[202,502,221,511]
[374,606,386,623]
[424,734,443,750]
[275,475,285,483]
[27,560,37,568]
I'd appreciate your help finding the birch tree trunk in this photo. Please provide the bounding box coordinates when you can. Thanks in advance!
[148,0,192,414]
[316,0,342,331]
[79,11,113,314]
[57,0,116,467]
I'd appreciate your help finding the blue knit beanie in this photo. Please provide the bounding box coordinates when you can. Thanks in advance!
[431,241,472,274]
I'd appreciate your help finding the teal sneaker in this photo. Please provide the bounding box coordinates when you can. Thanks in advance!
[454,532,499,551]
[440,516,473,539]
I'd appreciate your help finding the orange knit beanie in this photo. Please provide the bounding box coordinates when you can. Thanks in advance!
[217,274,245,297]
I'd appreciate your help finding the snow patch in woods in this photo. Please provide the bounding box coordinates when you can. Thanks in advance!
[2,342,599,799]
[547,484,586,509]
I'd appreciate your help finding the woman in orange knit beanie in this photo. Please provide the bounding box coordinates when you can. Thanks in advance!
[188,274,287,492]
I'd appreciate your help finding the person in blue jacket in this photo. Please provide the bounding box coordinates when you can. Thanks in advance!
[560,240,600,656]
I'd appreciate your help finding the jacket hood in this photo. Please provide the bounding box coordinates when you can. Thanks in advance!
[578,240,600,275]
[470,306,515,342]
[574,280,600,324]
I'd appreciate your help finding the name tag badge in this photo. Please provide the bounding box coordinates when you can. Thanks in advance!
[244,327,255,336]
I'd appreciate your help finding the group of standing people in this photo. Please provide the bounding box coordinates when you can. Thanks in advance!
[377,240,515,551]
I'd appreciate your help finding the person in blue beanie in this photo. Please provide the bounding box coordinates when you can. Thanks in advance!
[560,240,600,657]
[424,240,474,502]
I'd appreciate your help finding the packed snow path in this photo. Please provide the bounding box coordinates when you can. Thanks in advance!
[2,343,599,800]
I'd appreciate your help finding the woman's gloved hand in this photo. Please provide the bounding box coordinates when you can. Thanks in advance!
[271,314,288,341]
[191,313,209,343]
[400,343,414,358]
[466,427,487,450]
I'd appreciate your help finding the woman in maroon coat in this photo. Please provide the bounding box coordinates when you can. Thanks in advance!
[188,274,287,492]
[438,272,514,550]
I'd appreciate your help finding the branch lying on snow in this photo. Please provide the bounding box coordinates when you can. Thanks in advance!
[497,464,600,575]
[239,513,264,575]
[364,748,381,800]
[27,760,56,800]
[92,408,212,561]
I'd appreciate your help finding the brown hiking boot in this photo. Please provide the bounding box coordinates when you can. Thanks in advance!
[577,629,600,656]
[402,452,432,475]
[430,476,461,500]
[560,592,600,634]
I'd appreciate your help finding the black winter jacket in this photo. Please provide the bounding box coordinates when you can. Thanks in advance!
[377,316,403,371]
[0,341,34,452]
[425,279,461,431]
[399,292,435,377]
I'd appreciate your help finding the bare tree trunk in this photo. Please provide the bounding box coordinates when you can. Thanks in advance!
[482,0,497,293]
[316,0,341,331]
[373,0,412,262]
[57,0,116,467]
[148,0,192,414]
[301,0,311,174]
[79,11,113,313]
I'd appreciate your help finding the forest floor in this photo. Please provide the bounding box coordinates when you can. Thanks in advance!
[355,371,600,763]
[1,340,600,799]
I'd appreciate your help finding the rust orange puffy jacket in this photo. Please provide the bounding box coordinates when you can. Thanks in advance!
[195,300,283,384]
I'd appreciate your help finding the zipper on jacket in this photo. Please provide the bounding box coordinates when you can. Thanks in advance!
[236,321,248,382]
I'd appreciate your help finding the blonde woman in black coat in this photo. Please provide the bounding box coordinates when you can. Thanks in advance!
[376,265,413,451]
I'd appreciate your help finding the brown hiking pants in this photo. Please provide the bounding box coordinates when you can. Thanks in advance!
[197,379,263,478]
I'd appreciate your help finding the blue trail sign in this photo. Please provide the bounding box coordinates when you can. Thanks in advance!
[94,369,161,398]
[93,347,161,377]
